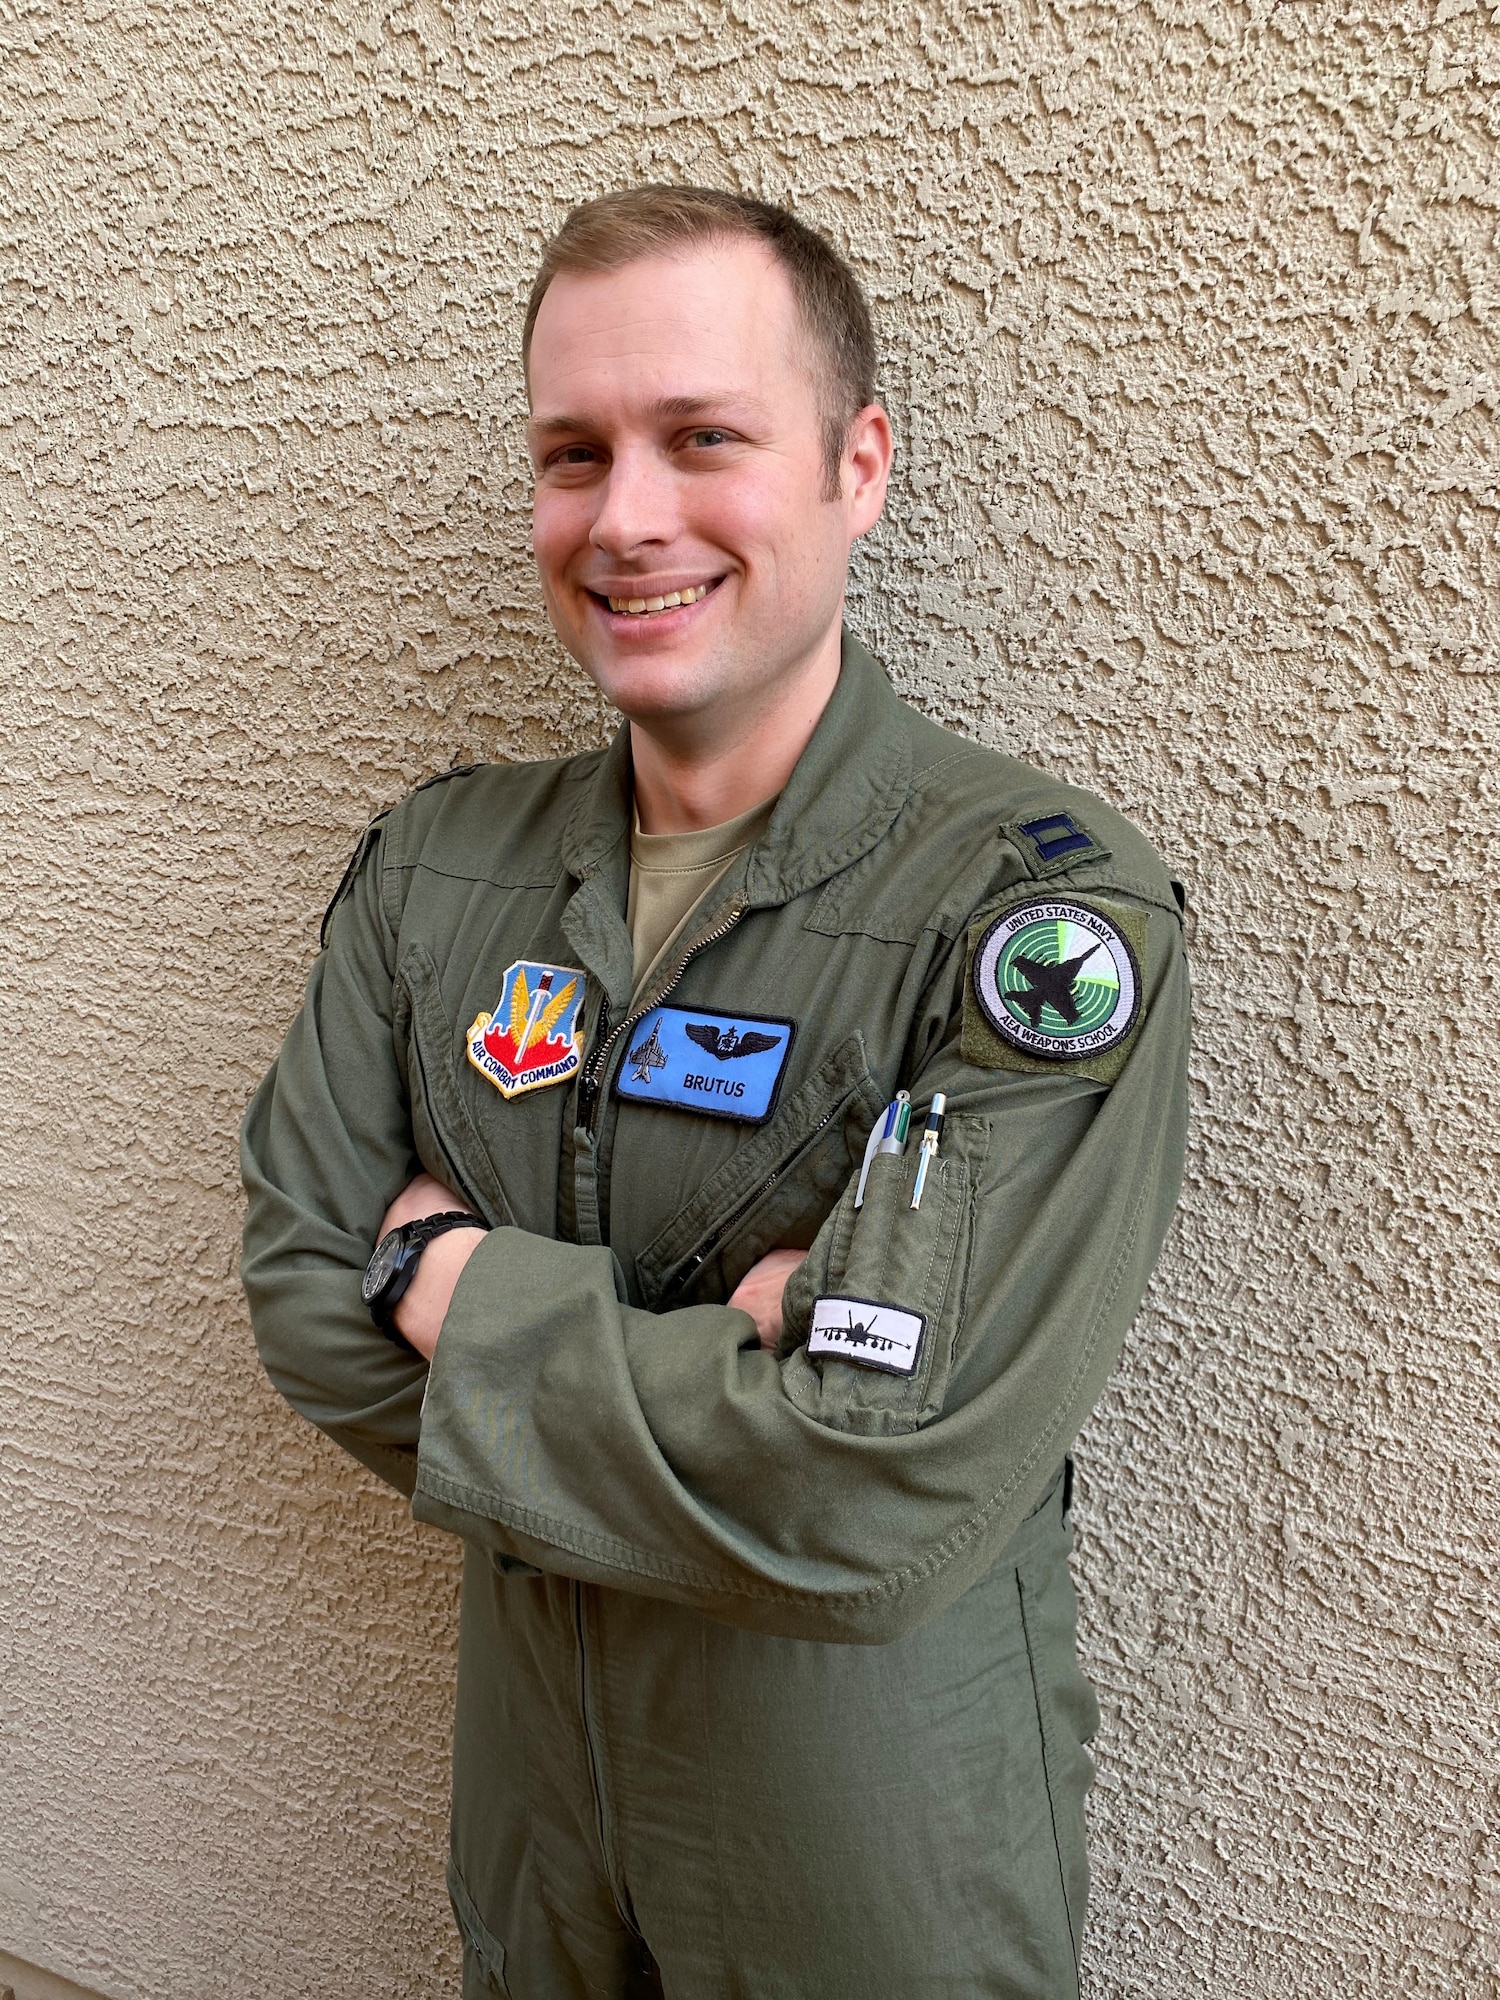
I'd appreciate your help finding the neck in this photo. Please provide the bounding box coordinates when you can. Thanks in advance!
[629,623,843,834]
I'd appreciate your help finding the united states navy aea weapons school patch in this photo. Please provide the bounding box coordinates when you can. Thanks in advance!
[963,895,1148,1085]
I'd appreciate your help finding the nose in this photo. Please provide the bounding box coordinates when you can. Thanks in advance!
[588,441,681,558]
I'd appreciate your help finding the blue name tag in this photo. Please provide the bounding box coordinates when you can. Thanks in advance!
[613,1005,796,1123]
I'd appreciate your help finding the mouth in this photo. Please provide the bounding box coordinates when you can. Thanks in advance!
[589,581,719,620]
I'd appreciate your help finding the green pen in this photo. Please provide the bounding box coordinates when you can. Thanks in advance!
[909,1092,947,1210]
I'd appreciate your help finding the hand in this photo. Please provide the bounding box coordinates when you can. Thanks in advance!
[727,1248,807,1352]
[377,1173,488,1363]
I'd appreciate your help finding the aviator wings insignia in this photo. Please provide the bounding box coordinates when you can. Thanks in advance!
[683,1022,782,1062]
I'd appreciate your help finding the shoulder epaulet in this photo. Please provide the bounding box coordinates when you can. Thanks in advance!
[414,761,479,794]
[320,810,391,948]
[1001,808,1110,879]
[318,765,479,947]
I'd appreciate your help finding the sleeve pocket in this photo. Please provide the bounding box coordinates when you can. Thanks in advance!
[779,1112,983,1436]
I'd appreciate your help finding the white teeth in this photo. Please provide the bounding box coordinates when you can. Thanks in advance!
[605,584,710,615]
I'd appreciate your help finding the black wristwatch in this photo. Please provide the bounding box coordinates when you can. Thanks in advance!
[362,1211,489,1337]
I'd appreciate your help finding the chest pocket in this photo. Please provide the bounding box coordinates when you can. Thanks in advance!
[636,1034,884,1310]
[779,1110,986,1436]
[395,945,517,1229]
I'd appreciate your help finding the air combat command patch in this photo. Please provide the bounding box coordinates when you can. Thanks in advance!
[965,895,1147,1085]
[466,960,586,1099]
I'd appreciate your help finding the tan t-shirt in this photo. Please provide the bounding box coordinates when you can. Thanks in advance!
[626,794,778,1006]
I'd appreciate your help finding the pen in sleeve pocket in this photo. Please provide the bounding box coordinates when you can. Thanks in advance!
[909,1092,947,1210]
[854,1090,910,1208]
[877,1093,911,1155]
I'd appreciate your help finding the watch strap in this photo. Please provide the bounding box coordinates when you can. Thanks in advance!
[368,1209,489,1336]
[404,1210,486,1253]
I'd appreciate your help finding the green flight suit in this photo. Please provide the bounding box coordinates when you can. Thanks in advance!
[241,634,1190,1999]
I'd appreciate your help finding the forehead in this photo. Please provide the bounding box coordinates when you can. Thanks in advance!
[526,239,816,418]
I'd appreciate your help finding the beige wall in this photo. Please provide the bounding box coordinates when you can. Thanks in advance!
[3,2,1496,1995]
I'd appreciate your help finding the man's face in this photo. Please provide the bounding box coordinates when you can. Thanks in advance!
[527,238,884,732]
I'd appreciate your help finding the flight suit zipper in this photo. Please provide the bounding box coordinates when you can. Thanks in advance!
[578,899,747,1135]
[665,1095,844,1301]
[564,906,752,1937]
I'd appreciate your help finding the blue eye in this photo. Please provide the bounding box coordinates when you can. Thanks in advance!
[688,429,729,448]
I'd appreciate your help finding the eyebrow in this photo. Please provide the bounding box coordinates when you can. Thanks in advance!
[526,393,774,442]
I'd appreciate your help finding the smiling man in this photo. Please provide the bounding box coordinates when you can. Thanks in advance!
[242,186,1191,2000]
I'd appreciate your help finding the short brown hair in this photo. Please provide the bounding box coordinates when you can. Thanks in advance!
[523,185,877,492]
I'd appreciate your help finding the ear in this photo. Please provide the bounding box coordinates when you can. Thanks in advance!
[843,403,894,539]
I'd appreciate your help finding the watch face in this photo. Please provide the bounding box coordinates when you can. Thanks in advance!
[362,1228,408,1306]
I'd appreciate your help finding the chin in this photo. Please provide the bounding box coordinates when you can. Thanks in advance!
[590,663,722,724]
[574,632,724,718]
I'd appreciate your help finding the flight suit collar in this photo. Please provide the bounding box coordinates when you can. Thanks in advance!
[744,631,912,908]
[560,628,912,906]
[559,629,912,1008]
[558,722,635,1005]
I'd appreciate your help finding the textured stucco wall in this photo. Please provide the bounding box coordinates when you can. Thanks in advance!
[2,2,1497,1995]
